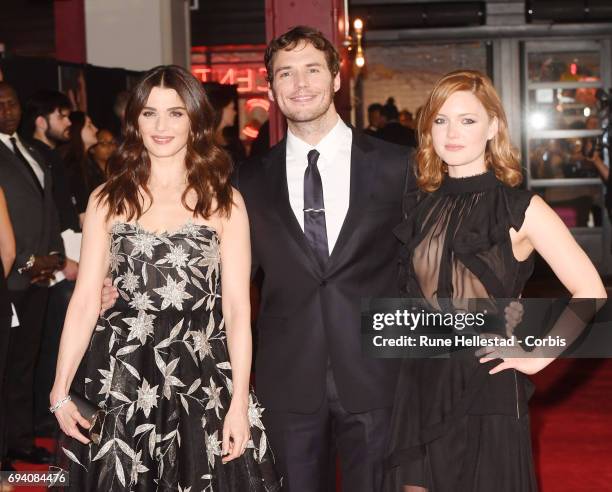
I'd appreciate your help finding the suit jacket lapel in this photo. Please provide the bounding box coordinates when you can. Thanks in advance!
[263,140,324,277]
[326,130,375,274]
[24,141,52,192]
[0,139,45,196]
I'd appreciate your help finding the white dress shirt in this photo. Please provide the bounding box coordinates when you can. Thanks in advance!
[286,117,352,254]
[0,132,45,188]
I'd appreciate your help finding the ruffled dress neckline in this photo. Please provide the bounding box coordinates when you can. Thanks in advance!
[439,170,500,195]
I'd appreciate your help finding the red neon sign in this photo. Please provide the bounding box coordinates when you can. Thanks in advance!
[192,65,268,94]
[246,98,270,112]
[242,124,260,139]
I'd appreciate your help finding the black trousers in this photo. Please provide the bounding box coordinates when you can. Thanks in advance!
[34,280,73,425]
[262,366,392,492]
[5,286,49,451]
[0,309,11,462]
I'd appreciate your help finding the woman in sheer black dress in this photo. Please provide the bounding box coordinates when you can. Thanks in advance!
[386,70,606,492]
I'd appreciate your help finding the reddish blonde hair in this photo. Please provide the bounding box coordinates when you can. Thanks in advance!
[416,70,522,192]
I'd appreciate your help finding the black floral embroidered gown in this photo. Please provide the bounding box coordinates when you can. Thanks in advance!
[386,171,538,491]
[61,221,281,491]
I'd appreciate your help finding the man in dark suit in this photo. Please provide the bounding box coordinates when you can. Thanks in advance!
[0,81,65,465]
[23,89,80,235]
[236,27,414,491]
[22,89,81,435]
[377,98,417,149]
[365,102,385,137]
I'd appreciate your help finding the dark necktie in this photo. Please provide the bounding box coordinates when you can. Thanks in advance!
[9,137,43,195]
[304,149,329,265]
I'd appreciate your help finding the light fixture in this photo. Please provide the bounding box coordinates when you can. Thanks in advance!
[341,4,366,69]
[353,18,365,68]
[529,112,548,130]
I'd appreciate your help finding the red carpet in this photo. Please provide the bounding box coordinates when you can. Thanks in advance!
[8,438,55,492]
[530,358,612,491]
[6,360,611,491]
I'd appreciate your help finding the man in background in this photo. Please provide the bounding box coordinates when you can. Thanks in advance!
[23,90,81,234]
[0,82,65,465]
[364,102,385,136]
[378,98,417,148]
[22,90,81,435]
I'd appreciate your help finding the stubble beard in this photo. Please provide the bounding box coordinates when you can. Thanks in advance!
[281,82,336,127]
[46,126,70,145]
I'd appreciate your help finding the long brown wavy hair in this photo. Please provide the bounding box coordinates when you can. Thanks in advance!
[98,65,233,221]
[61,111,94,192]
[416,69,522,192]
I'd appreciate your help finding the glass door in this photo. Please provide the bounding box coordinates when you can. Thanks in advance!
[523,40,612,273]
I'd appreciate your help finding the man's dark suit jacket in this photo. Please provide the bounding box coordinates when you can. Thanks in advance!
[0,139,64,292]
[29,139,81,233]
[236,129,415,414]
[378,122,417,148]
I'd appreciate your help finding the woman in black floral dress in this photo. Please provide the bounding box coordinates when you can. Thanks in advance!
[385,70,606,491]
[50,65,280,491]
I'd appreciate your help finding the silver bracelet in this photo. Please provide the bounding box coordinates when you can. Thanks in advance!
[49,395,71,414]
[17,254,35,275]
